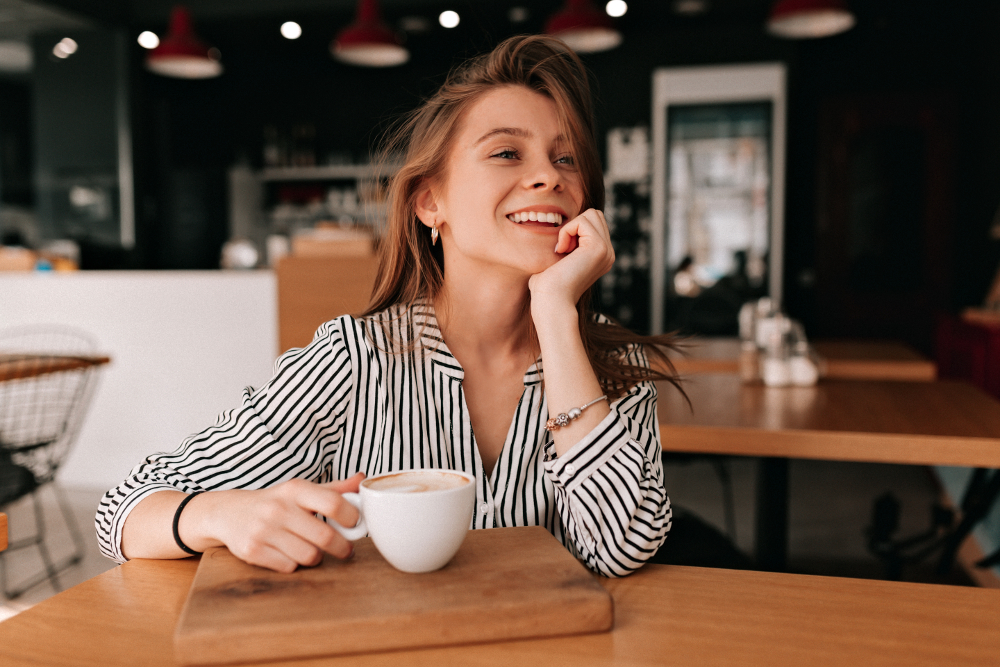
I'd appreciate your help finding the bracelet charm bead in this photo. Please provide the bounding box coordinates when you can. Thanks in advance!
[545,395,608,432]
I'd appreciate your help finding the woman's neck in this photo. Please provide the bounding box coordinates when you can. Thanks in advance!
[433,271,536,368]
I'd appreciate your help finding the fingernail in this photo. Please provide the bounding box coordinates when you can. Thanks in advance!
[346,545,355,559]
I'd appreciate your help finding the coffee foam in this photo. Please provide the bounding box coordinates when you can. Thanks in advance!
[364,471,470,493]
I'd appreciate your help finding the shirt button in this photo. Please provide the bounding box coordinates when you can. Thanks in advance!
[479,502,490,515]
[565,463,576,475]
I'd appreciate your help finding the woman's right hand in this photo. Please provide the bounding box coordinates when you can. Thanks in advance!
[183,473,365,573]
[121,473,365,573]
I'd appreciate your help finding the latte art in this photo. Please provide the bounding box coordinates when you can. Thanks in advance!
[364,471,471,493]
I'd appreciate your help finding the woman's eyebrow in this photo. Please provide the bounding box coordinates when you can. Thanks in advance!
[475,127,531,145]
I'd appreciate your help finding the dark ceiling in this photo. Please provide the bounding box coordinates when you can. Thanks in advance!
[39,0,777,29]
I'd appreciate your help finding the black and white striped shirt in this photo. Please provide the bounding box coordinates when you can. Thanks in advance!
[96,301,671,576]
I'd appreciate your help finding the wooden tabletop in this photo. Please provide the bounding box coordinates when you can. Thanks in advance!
[656,375,1000,468]
[0,557,997,667]
[0,354,111,382]
[667,338,937,381]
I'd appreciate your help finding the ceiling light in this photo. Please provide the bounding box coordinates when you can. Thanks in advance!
[508,7,530,23]
[606,1,628,18]
[146,6,223,79]
[281,22,302,40]
[52,37,78,59]
[439,11,460,29]
[546,0,622,53]
[399,16,432,33]
[332,0,409,67]
[767,0,855,39]
[673,0,709,15]
[137,31,160,49]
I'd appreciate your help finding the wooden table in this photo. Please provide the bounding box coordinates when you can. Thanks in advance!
[655,375,1000,569]
[1,557,997,667]
[0,354,111,382]
[667,337,937,381]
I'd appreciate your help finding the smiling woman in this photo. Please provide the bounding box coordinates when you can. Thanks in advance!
[98,35,686,581]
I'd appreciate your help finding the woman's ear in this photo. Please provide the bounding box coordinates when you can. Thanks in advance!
[414,181,440,229]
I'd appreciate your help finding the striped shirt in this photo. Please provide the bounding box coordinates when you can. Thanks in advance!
[96,301,671,577]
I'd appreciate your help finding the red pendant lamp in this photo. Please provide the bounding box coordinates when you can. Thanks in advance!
[146,6,222,79]
[545,0,622,54]
[332,0,409,67]
[766,0,856,39]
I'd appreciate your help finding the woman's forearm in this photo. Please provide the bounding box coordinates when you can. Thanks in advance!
[532,299,610,456]
[120,490,199,560]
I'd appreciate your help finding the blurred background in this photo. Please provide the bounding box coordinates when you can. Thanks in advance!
[0,0,998,350]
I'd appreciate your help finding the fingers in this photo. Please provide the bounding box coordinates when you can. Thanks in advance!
[292,478,361,531]
[325,471,365,494]
[555,208,611,255]
[212,479,363,573]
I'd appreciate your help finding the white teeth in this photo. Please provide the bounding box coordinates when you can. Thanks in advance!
[508,211,564,225]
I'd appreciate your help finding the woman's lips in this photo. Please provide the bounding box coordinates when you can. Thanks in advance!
[507,211,564,226]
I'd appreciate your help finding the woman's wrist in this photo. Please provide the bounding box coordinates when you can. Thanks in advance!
[530,295,577,332]
[177,490,225,554]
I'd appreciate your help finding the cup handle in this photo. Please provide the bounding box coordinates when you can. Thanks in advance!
[330,492,367,540]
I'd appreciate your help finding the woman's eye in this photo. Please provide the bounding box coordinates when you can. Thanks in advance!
[491,149,518,159]
[555,154,575,166]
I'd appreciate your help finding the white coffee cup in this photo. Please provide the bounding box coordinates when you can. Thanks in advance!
[332,468,475,573]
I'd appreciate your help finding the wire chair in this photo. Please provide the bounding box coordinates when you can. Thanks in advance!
[0,325,105,598]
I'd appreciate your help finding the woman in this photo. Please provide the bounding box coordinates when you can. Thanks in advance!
[96,35,681,578]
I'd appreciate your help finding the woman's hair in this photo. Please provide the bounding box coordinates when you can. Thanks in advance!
[366,34,682,400]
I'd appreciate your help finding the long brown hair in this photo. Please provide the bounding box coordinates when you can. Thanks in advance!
[366,34,682,400]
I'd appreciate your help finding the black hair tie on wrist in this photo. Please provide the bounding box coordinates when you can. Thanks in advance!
[172,491,205,556]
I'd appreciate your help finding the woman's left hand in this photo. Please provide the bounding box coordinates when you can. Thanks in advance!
[528,208,615,310]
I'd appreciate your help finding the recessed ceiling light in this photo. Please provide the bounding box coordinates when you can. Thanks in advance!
[439,10,460,29]
[138,31,160,49]
[673,0,709,15]
[52,37,78,59]
[606,1,628,18]
[399,15,432,32]
[508,6,530,23]
[280,21,302,40]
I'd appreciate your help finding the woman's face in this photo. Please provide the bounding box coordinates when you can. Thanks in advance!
[417,85,586,280]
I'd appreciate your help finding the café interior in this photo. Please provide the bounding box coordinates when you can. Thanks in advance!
[1,0,1000,664]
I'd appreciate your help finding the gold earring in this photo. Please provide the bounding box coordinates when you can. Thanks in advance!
[431,225,439,246]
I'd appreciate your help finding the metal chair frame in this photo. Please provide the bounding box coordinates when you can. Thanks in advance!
[0,325,103,599]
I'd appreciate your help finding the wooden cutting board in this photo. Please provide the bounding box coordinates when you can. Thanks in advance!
[174,526,613,665]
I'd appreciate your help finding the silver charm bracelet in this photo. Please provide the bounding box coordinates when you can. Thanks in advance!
[545,395,608,432]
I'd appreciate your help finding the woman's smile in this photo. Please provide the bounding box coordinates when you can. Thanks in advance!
[506,205,569,228]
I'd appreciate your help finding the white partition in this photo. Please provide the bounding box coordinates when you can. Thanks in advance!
[0,271,278,490]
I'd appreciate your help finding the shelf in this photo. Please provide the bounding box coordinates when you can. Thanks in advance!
[260,164,400,182]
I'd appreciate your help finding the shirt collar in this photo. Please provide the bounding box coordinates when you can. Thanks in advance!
[409,299,543,387]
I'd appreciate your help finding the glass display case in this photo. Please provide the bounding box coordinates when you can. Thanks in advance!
[650,64,786,335]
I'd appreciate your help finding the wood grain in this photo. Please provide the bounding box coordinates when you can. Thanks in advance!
[276,255,379,354]
[0,354,110,382]
[174,527,612,665]
[2,556,998,667]
[0,513,7,551]
[656,375,1000,467]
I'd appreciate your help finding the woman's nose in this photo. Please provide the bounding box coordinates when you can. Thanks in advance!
[523,158,562,192]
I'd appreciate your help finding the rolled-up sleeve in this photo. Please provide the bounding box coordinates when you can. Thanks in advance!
[543,366,670,577]
[95,319,355,562]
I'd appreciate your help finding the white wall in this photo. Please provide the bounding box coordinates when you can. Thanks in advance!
[1,271,278,490]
